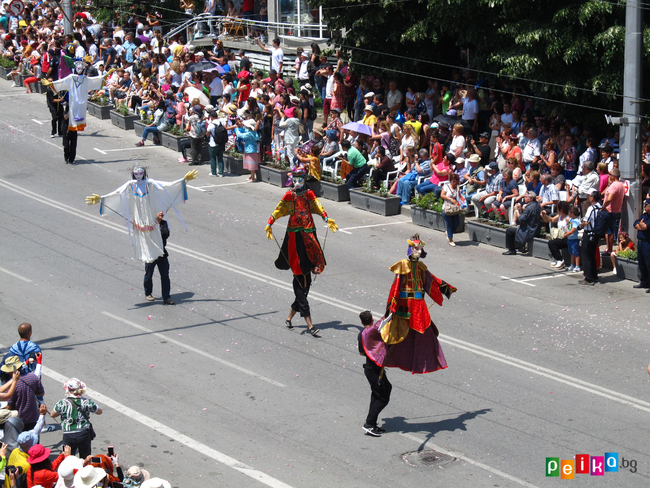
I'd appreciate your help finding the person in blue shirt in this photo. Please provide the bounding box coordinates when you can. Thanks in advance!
[8,323,41,374]
[396,148,432,205]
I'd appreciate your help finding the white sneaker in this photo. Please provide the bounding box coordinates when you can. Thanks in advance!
[208,172,217,177]
[50,134,56,138]
[555,261,566,269]
[551,260,561,268]
[572,266,581,273]
[11,82,17,87]
[567,265,575,272]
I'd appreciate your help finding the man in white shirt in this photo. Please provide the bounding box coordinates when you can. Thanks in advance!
[322,65,335,125]
[500,102,513,129]
[521,127,541,169]
[538,174,559,211]
[257,37,283,74]
[297,50,310,86]
[461,87,479,136]
[208,71,223,104]
[386,80,403,112]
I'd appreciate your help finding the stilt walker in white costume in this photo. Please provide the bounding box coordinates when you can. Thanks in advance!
[86,166,199,263]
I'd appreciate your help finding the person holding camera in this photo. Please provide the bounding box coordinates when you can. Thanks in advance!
[50,379,102,459]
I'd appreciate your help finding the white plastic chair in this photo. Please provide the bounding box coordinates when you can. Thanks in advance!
[508,184,527,225]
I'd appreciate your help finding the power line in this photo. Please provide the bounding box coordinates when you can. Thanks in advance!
[341,44,650,104]
[320,0,411,10]
[349,59,650,121]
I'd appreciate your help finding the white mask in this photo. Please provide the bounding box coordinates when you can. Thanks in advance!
[294,176,305,189]
[133,166,145,181]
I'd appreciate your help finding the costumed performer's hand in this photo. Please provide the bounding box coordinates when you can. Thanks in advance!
[86,194,101,205]
[265,224,273,240]
[184,169,199,181]
[104,68,116,78]
[41,78,52,87]
[326,218,338,233]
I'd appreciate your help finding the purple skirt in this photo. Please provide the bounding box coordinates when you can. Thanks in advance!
[361,321,447,374]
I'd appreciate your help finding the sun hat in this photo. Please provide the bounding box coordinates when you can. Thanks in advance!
[1,356,23,373]
[0,410,18,424]
[57,456,84,488]
[289,95,300,105]
[364,91,374,98]
[141,478,172,488]
[63,378,86,398]
[364,105,373,112]
[224,103,238,115]
[242,119,256,130]
[74,465,107,488]
[313,128,323,137]
[27,444,51,464]
[126,466,151,482]
[17,429,38,449]
[468,154,481,163]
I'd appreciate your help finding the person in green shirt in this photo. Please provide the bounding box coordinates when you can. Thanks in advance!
[341,139,369,189]
[440,85,452,115]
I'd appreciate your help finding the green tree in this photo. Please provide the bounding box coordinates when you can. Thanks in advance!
[315,0,650,121]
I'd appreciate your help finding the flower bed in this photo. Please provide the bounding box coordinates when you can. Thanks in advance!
[349,188,401,216]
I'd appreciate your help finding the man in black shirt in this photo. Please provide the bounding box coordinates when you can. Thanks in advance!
[372,94,388,117]
[144,212,175,305]
[358,310,391,437]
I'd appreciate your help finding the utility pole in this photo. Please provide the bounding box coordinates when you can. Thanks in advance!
[62,0,73,35]
[619,0,643,240]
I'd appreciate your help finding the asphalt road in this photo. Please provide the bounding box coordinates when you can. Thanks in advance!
[1,79,649,488]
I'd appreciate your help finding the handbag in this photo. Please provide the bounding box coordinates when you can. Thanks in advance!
[442,184,461,215]
[67,399,97,440]
[550,227,566,239]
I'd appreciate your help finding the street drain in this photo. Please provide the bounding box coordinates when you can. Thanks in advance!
[402,449,456,468]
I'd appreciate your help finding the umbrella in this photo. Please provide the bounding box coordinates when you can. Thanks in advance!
[432,114,472,132]
[186,60,218,73]
[204,64,226,75]
[341,121,373,136]
[183,86,210,106]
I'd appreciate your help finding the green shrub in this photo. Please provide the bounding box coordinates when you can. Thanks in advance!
[413,193,443,213]
[617,248,638,261]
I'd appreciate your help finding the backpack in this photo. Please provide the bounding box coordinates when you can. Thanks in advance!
[592,206,610,238]
[212,123,228,146]
[195,120,207,138]
[308,104,317,121]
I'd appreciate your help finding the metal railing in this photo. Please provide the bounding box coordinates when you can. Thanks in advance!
[164,14,330,43]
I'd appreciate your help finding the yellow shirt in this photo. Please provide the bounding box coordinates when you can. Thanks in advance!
[5,448,29,488]
[362,114,377,127]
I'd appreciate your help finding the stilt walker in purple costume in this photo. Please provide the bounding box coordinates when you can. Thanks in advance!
[359,234,456,434]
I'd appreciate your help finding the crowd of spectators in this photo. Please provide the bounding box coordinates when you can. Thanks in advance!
[0,323,171,488]
[2,0,650,272]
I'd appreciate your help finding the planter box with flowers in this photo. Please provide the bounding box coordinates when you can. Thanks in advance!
[110,107,139,130]
[224,153,248,175]
[349,181,401,216]
[87,95,113,120]
[133,120,159,142]
[411,193,465,233]
[614,250,640,282]
[161,126,189,152]
[260,163,290,187]
[320,175,350,202]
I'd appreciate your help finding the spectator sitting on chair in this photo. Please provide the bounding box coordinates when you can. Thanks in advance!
[503,191,541,255]
[371,146,396,190]
[415,153,454,198]
[396,148,431,205]
[491,167,519,221]
[341,139,369,189]
[471,161,502,211]
[537,173,560,213]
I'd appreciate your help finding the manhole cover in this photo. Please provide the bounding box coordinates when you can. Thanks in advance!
[402,449,456,468]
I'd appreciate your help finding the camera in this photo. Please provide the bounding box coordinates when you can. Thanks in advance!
[6,466,23,475]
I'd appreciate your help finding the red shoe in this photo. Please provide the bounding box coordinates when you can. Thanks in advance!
[135,141,144,147]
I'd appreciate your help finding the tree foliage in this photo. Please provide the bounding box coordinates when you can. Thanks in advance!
[314,0,650,121]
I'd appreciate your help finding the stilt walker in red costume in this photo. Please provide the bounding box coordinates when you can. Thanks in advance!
[361,234,457,374]
[266,169,338,336]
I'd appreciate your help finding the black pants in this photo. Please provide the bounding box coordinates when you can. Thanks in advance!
[144,256,171,300]
[364,365,392,427]
[581,234,599,282]
[190,137,202,164]
[371,168,389,189]
[48,103,63,136]
[638,239,650,287]
[346,164,369,189]
[291,274,311,317]
[505,227,525,251]
[548,237,568,261]
[63,428,93,459]
[63,129,78,163]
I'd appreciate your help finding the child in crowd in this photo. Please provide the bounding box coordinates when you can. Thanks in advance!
[611,232,635,274]
[565,206,581,272]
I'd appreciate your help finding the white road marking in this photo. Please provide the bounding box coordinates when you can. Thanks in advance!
[23,362,293,488]
[1,120,111,172]
[2,178,650,414]
[93,148,108,155]
[401,433,539,488]
[32,119,46,125]
[187,185,207,192]
[500,276,536,287]
[102,311,286,387]
[196,181,250,188]
[0,266,32,282]
[337,220,409,234]
[103,146,167,152]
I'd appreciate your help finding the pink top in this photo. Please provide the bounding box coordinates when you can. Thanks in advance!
[599,174,609,193]
[604,180,625,213]
[429,161,450,186]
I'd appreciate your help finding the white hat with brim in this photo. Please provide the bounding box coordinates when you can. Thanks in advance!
[74,465,106,488]
[58,456,84,488]
[141,478,172,488]
[0,410,18,424]
[242,119,257,130]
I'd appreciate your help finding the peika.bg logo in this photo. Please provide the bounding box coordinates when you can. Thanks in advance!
[546,453,637,479]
